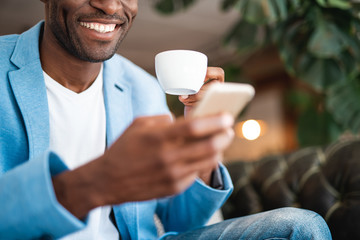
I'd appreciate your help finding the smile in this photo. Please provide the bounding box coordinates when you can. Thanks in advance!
[79,22,117,33]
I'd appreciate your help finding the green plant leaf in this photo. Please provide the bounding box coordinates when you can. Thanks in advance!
[237,0,267,24]
[343,21,360,59]
[316,0,351,10]
[236,0,287,24]
[222,0,240,11]
[297,56,346,91]
[224,19,261,53]
[155,0,175,14]
[154,0,197,14]
[286,88,343,147]
[308,22,346,58]
[289,0,301,9]
[273,0,288,20]
[327,78,360,133]
[297,103,342,147]
[338,50,357,75]
[285,89,317,114]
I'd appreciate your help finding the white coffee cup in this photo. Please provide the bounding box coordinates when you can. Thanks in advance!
[155,50,208,95]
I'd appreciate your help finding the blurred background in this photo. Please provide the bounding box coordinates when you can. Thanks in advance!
[2,0,359,162]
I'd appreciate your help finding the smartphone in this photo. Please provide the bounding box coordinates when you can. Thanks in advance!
[191,82,255,118]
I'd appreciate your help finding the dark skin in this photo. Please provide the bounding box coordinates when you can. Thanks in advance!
[40,0,234,219]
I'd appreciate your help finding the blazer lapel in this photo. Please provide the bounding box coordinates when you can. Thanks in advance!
[8,65,49,159]
[103,58,138,240]
[8,22,50,159]
[103,58,133,146]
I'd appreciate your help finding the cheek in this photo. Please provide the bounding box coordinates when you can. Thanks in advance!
[51,1,81,23]
[123,0,138,19]
[47,2,80,45]
[48,2,68,28]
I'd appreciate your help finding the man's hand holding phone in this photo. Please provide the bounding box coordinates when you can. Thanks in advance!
[178,67,255,185]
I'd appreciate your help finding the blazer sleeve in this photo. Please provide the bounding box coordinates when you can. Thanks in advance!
[0,151,86,239]
[156,163,234,233]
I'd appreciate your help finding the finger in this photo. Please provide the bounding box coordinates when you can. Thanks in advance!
[129,163,199,198]
[133,114,172,128]
[166,113,234,140]
[169,128,235,164]
[155,157,217,195]
[130,128,233,184]
[178,85,210,104]
[155,172,198,197]
[179,74,222,105]
[205,67,225,83]
[178,96,197,106]
[168,154,223,186]
[127,151,224,199]
[113,171,197,201]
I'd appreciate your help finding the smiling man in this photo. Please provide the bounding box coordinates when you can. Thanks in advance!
[0,0,332,239]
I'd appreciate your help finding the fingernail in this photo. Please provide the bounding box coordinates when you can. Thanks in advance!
[181,95,189,99]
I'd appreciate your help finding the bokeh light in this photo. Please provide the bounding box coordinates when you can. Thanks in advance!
[242,120,261,140]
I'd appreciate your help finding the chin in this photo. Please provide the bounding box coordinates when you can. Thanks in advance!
[79,41,122,62]
[74,47,118,63]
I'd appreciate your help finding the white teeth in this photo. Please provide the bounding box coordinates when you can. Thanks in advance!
[80,22,116,33]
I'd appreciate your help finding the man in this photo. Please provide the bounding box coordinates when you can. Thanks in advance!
[0,0,332,239]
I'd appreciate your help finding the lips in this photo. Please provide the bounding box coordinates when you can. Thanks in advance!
[79,22,117,33]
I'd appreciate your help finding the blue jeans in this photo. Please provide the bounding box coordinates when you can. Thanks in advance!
[164,207,332,239]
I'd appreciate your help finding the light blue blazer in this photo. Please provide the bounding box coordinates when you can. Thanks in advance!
[0,22,233,239]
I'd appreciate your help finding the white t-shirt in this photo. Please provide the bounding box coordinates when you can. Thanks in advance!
[44,65,119,239]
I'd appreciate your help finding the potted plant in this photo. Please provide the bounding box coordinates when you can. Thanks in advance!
[153,0,360,147]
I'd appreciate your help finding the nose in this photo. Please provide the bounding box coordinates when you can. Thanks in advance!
[89,0,122,15]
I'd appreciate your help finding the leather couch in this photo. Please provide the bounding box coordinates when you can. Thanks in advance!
[222,137,360,240]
